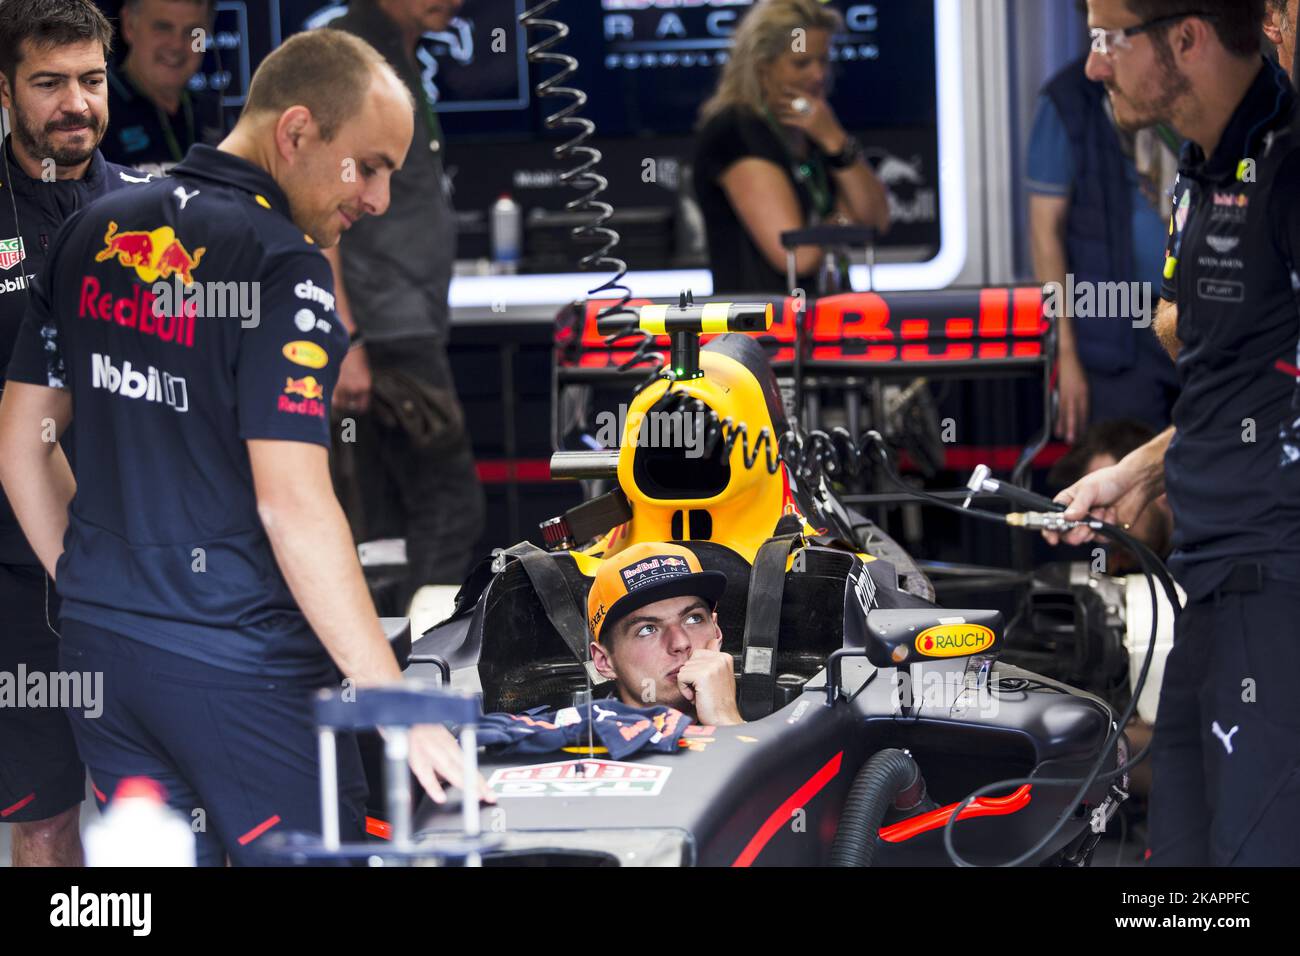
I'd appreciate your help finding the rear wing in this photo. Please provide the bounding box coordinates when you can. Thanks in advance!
[555,287,1051,379]
[552,286,1055,486]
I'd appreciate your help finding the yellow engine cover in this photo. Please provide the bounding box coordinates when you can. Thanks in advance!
[589,348,815,565]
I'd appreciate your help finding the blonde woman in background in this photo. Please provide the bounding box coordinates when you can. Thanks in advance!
[693,0,890,294]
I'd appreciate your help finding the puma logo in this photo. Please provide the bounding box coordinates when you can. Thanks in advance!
[1211,721,1239,754]
[118,171,152,183]
[173,186,200,210]
[592,703,617,723]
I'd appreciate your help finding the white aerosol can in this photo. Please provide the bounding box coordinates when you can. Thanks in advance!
[491,193,522,273]
[86,777,197,867]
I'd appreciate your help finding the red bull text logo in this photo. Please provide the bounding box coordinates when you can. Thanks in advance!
[623,559,663,578]
[81,221,206,346]
[95,221,206,285]
[78,276,198,347]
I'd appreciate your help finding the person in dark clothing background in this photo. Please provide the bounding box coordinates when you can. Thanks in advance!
[692,0,889,295]
[0,0,143,868]
[322,0,485,615]
[1026,0,1181,441]
[1265,0,1299,81]
[1049,419,1173,573]
[100,0,224,174]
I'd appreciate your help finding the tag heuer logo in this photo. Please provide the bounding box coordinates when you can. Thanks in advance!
[488,759,672,797]
[0,237,25,271]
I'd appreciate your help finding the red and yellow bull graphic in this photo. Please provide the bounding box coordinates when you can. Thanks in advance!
[279,375,326,418]
[284,376,324,400]
[94,221,206,285]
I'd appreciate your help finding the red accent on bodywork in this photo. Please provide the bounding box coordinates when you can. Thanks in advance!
[877,785,1033,843]
[237,814,282,846]
[731,751,843,867]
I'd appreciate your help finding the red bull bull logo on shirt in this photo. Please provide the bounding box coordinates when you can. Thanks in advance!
[279,376,326,418]
[94,221,206,285]
[80,220,205,346]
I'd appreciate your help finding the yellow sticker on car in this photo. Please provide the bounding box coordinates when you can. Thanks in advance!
[914,623,995,658]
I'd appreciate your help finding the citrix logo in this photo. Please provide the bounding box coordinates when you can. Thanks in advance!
[0,273,30,294]
[294,278,335,312]
[91,353,189,412]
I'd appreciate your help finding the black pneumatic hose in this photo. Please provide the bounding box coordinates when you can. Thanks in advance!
[830,749,926,867]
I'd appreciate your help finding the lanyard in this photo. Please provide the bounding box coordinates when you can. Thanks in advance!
[1154,124,1181,156]
[416,81,444,155]
[762,109,833,219]
[156,91,195,165]
[122,67,194,164]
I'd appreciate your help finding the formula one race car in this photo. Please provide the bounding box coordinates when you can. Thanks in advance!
[409,297,1127,867]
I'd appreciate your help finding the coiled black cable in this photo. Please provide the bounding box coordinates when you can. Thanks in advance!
[519,2,660,386]
[652,389,782,474]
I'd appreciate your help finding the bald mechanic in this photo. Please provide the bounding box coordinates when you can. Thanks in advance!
[587,543,744,727]
[0,28,488,866]
[1049,0,1300,865]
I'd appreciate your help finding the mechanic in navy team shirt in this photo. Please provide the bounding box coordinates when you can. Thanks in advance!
[100,0,224,176]
[587,543,745,727]
[0,27,490,866]
[0,0,149,868]
[1048,0,1300,866]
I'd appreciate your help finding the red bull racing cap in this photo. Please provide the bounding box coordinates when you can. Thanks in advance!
[587,542,728,643]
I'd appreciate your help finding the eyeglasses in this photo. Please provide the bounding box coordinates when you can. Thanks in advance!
[1090,12,1218,57]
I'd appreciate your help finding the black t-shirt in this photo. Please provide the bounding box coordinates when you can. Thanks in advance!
[100,65,225,176]
[0,144,147,565]
[693,106,837,295]
[1159,59,1300,601]
[6,145,347,677]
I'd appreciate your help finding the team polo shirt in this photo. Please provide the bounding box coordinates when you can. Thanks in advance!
[0,141,148,565]
[6,145,347,676]
[1159,58,1300,600]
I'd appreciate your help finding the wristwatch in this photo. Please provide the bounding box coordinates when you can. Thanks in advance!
[825,135,863,170]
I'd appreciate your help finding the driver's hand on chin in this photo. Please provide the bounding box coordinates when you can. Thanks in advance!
[675,636,743,726]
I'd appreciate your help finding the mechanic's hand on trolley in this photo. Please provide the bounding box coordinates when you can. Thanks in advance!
[1043,459,1150,548]
[335,344,372,415]
[677,636,743,727]
[407,723,496,805]
[1055,352,1089,444]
